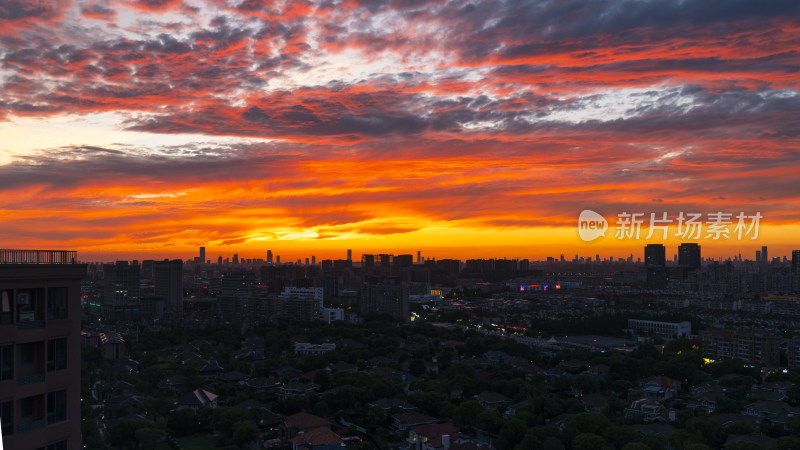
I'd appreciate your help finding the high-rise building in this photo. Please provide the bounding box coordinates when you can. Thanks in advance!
[103,261,140,320]
[361,254,375,268]
[199,247,205,263]
[393,254,413,269]
[644,244,667,288]
[378,254,391,268]
[276,255,281,264]
[756,250,762,263]
[233,253,239,265]
[267,250,273,264]
[153,259,183,311]
[0,249,86,450]
[360,277,409,321]
[347,249,352,261]
[417,251,421,263]
[702,328,780,367]
[678,243,701,269]
[219,270,256,297]
[311,256,316,265]
[762,246,768,263]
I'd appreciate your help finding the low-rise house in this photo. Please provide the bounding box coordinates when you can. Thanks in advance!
[408,422,458,450]
[483,351,512,363]
[280,381,317,398]
[558,359,588,373]
[392,412,437,431]
[294,342,336,356]
[625,398,674,423]
[176,389,218,410]
[284,412,333,438]
[580,393,609,412]
[723,433,778,449]
[504,400,529,418]
[290,426,344,450]
[199,360,223,382]
[742,400,799,429]
[246,376,281,395]
[157,374,187,392]
[587,364,610,377]
[687,391,722,413]
[640,376,681,401]
[475,391,512,410]
[218,371,248,387]
[370,398,416,413]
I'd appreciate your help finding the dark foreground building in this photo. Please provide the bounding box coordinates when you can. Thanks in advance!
[0,249,86,450]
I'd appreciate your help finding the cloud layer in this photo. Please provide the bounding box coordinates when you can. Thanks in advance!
[0,0,798,258]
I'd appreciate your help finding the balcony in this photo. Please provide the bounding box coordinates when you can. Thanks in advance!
[17,419,44,434]
[17,373,44,386]
[17,320,45,330]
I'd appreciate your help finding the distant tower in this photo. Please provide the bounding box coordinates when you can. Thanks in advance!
[756,250,762,263]
[199,246,205,263]
[678,243,701,269]
[103,261,141,320]
[233,253,239,265]
[276,255,280,264]
[645,244,667,288]
[762,246,768,263]
[154,259,183,311]
[217,256,222,265]
[417,251,421,263]
[347,249,352,261]
[267,250,273,264]
[312,256,316,265]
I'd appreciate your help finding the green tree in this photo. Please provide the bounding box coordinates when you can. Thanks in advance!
[232,420,259,447]
[572,433,610,450]
[724,442,762,450]
[499,418,526,449]
[477,409,504,434]
[134,427,165,449]
[409,359,426,376]
[453,400,483,429]
[141,396,174,419]
[685,416,726,448]
[777,435,800,450]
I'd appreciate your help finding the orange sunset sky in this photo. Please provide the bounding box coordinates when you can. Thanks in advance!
[1,0,799,262]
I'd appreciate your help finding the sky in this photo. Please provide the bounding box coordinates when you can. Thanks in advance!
[1,0,799,262]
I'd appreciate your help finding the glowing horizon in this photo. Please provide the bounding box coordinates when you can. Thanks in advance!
[1,0,799,260]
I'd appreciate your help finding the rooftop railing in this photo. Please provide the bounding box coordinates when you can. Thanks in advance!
[0,249,77,264]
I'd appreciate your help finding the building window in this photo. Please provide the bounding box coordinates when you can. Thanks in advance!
[47,339,67,372]
[0,400,11,436]
[0,345,12,380]
[47,441,67,450]
[20,396,34,418]
[0,290,11,325]
[16,289,37,323]
[20,342,36,364]
[47,288,68,320]
[47,390,67,424]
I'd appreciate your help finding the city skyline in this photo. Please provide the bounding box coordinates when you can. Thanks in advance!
[60,243,798,265]
[1,1,799,261]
